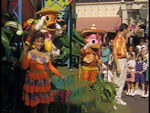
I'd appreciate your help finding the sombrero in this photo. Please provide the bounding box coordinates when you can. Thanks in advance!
[36,8,61,16]
[81,24,106,37]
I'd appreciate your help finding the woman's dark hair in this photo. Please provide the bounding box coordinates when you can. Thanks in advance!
[119,23,128,32]
[30,30,45,44]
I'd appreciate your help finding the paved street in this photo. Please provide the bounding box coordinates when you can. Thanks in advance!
[122,93,149,113]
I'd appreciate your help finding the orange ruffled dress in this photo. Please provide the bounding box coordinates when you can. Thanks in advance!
[21,50,61,107]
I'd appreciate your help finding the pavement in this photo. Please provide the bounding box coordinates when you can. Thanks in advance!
[122,92,149,113]
[1,93,149,113]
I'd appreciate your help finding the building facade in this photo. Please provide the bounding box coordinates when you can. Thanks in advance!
[76,0,149,32]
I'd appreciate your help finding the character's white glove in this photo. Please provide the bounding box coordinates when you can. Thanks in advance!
[55,23,62,36]
[56,23,61,30]
[84,43,91,50]
[102,63,107,69]
[103,70,107,75]
[35,16,46,30]
[51,49,60,57]
[41,29,47,33]
[41,16,46,20]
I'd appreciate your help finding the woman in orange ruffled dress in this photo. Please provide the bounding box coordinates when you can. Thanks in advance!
[21,30,65,113]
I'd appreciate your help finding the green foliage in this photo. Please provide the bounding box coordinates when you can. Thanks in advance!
[71,43,80,56]
[1,27,13,41]
[53,35,69,49]
[72,11,77,20]
[58,48,69,59]
[107,109,115,113]
[72,29,85,47]
[1,28,10,48]
[81,104,88,113]
[90,81,118,104]
[1,11,18,60]
[54,29,85,60]
[1,28,13,60]
[4,21,19,29]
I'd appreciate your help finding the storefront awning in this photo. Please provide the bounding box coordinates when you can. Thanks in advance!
[76,16,121,32]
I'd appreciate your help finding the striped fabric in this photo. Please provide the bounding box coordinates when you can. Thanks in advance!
[28,51,50,64]
[21,52,58,107]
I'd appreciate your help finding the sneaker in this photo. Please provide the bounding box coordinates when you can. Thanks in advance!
[137,89,142,95]
[128,89,134,96]
[143,91,149,97]
[116,99,127,105]
[141,91,145,97]
[126,90,131,96]
[131,90,138,96]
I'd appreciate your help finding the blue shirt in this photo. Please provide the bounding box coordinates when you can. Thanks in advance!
[100,48,110,63]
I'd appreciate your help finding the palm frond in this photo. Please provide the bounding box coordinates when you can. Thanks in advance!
[90,81,118,103]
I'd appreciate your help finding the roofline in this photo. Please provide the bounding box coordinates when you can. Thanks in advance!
[77,16,121,18]
[76,1,148,5]
[76,1,123,5]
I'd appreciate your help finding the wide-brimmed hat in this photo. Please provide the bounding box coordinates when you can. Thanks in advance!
[81,24,106,37]
[36,8,61,16]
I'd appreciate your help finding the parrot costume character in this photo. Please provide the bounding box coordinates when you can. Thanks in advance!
[80,24,106,85]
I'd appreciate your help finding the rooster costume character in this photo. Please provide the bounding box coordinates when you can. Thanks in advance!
[80,25,106,85]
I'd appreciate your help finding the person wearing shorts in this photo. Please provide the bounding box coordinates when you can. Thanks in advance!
[131,54,147,97]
